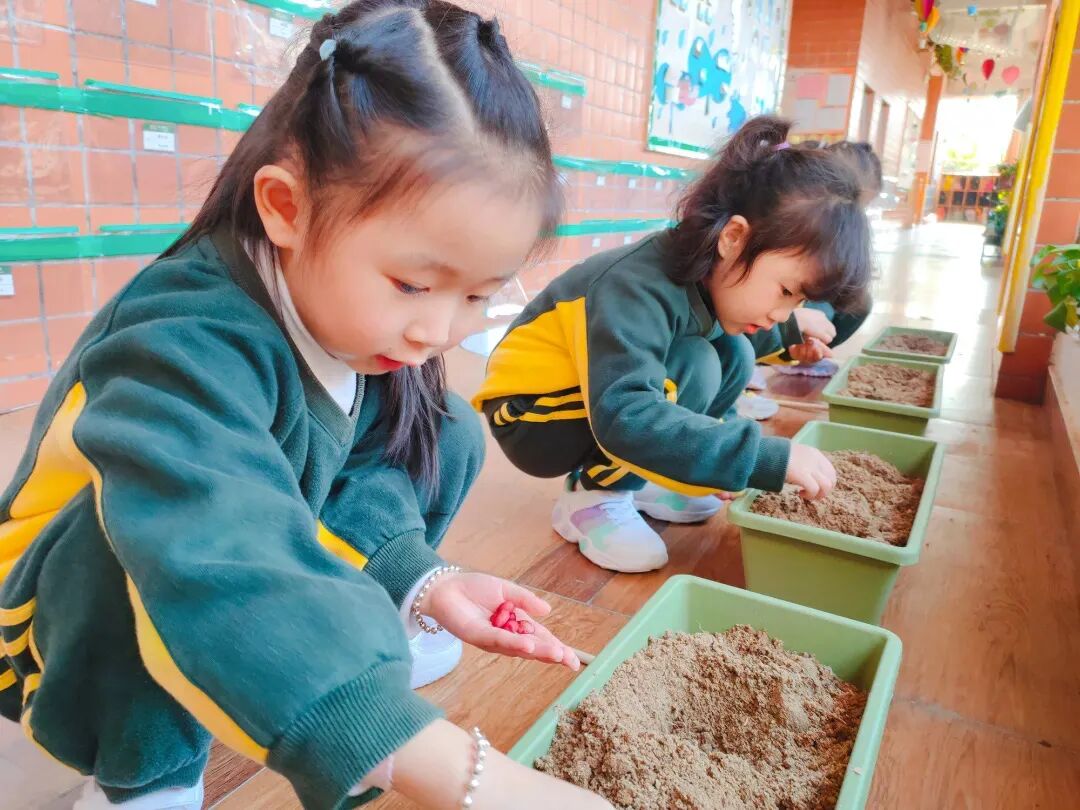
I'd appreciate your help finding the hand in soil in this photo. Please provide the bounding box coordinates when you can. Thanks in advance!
[794,307,837,344]
[784,444,837,499]
[788,336,834,365]
[420,572,581,670]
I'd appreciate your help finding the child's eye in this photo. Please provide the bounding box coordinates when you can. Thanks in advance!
[393,279,428,295]
[781,286,794,297]
[467,295,491,304]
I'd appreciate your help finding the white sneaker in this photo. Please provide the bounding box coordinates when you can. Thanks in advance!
[409,625,463,689]
[736,392,780,420]
[74,778,204,810]
[633,481,723,523]
[747,366,768,390]
[552,480,668,572]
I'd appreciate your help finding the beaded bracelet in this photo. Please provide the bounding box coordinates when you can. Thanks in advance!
[461,726,489,808]
[411,565,462,635]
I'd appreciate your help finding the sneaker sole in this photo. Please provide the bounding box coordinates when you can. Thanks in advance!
[634,500,723,524]
[410,637,463,690]
[552,509,668,573]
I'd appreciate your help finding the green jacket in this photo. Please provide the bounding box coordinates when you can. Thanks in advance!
[0,232,443,808]
[473,231,789,495]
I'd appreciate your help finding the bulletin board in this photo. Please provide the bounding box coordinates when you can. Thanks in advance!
[647,0,792,159]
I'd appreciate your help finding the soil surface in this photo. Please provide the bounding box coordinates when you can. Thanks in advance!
[877,333,948,356]
[751,450,924,545]
[840,363,935,407]
[537,626,867,810]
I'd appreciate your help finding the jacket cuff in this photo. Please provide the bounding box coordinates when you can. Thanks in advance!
[748,436,790,492]
[363,530,445,608]
[268,662,442,810]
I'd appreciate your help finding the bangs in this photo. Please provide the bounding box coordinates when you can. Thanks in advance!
[750,195,874,312]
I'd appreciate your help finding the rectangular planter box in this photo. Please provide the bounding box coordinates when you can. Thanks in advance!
[728,421,945,624]
[822,355,943,436]
[862,326,957,365]
[508,575,902,810]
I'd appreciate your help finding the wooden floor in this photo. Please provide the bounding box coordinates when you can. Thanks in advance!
[4,223,1079,808]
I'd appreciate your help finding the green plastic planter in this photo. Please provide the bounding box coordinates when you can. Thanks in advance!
[508,576,902,810]
[728,421,944,624]
[863,325,957,365]
[822,355,943,436]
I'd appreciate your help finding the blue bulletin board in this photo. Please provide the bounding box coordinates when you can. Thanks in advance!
[648,0,792,159]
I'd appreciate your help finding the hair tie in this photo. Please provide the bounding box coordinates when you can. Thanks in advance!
[774,142,791,151]
[319,39,337,62]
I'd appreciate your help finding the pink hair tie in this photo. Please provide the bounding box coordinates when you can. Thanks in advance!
[774,142,791,151]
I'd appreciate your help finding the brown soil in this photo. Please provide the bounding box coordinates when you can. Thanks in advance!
[751,451,924,545]
[536,626,866,810]
[840,363,935,407]
[877,333,948,356]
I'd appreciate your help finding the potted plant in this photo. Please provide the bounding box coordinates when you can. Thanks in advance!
[1032,243,1080,338]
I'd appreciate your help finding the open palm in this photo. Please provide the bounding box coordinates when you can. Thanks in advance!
[422,572,581,671]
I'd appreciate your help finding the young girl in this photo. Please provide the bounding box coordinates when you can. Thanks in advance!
[748,140,883,366]
[473,117,873,573]
[0,2,611,808]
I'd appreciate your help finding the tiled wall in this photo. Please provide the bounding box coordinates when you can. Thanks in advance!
[780,0,927,183]
[0,0,696,411]
[996,33,1080,403]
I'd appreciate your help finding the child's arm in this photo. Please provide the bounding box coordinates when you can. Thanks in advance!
[577,272,789,495]
[69,311,447,808]
[391,719,614,809]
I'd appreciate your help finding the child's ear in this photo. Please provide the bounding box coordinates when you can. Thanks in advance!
[716,215,750,260]
[253,164,304,251]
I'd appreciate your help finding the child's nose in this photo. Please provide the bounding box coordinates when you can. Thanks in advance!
[405,306,454,348]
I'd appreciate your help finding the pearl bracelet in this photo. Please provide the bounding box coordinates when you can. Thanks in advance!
[461,726,489,808]
[411,565,462,635]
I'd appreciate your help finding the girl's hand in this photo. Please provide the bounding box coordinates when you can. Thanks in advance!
[793,308,837,344]
[788,337,833,364]
[785,444,837,500]
[421,572,581,671]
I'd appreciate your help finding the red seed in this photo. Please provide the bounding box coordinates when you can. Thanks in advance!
[518,620,535,634]
[505,619,520,634]
[492,607,512,628]
[496,600,516,614]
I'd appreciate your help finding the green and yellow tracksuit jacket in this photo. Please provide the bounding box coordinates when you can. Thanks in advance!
[0,232,445,809]
[471,232,790,496]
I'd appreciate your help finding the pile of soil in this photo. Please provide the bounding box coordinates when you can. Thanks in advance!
[840,363,935,407]
[536,626,866,810]
[751,451,924,545]
[877,333,949,356]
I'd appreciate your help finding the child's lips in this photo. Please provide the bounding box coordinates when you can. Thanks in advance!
[744,325,760,334]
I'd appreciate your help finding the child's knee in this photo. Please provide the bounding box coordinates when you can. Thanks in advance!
[441,393,486,476]
[666,336,724,413]
[726,334,756,389]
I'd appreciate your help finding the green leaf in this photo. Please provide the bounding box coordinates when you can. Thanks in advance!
[1044,300,1070,332]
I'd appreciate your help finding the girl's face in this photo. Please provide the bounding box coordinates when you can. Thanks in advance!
[705,216,819,336]
[260,171,542,375]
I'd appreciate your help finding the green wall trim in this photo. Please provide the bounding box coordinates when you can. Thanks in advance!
[0,67,59,81]
[83,80,224,107]
[97,223,187,234]
[646,136,712,157]
[0,218,674,263]
[0,73,689,183]
[552,156,693,181]
[0,79,256,131]
[0,230,183,262]
[554,218,674,237]
[0,226,79,236]
[242,0,329,21]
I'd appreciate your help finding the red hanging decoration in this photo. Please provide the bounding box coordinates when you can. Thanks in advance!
[982,58,995,80]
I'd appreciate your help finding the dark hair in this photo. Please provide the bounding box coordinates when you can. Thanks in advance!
[828,141,883,203]
[666,116,872,311]
[170,0,562,485]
